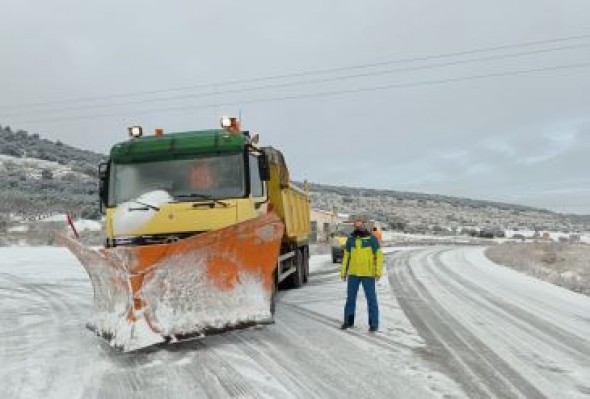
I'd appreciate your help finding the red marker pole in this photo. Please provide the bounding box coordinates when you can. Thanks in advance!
[66,213,80,240]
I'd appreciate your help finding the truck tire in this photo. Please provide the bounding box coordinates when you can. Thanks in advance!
[270,271,278,317]
[288,248,304,288]
[303,246,309,283]
[332,250,339,263]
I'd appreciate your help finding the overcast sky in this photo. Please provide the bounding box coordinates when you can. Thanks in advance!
[1,0,589,213]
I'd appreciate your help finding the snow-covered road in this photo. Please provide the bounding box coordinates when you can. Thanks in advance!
[391,247,590,399]
[1,246,589,398]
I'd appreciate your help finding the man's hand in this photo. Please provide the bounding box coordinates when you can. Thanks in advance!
[375,275,381,282]
[341,275,347,282]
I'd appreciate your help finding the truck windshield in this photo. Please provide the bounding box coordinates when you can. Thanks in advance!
[108,153,245,206]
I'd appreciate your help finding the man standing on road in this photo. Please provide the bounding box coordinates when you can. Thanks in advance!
[340,218,384,332]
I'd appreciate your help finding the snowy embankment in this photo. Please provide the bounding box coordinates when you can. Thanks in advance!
[381,230,494,246]
[38,214,102,232]
[3,217,103,247]
[0,154,90,180]
[486,242,590,295]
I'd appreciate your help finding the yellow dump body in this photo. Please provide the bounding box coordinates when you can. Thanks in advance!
[265,157,310,245]
[278,184,311,245]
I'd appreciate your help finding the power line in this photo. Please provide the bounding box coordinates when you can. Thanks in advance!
[3,41,588,118]
[1,33,590,111]
[13,61,590,125]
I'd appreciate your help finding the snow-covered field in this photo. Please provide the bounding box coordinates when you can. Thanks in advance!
[0,154,89,179]
[36,214,101,231]
[1,246,589,398]
[486,242,590,295]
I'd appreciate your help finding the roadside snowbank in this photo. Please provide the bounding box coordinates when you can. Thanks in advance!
[73,219,102,232]
[39,214,102,232]
[485,242,590,295]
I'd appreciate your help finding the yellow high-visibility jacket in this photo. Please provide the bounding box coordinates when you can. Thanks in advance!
[340,232,384,278]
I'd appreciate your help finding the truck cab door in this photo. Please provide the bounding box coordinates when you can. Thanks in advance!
[249,153,268,215]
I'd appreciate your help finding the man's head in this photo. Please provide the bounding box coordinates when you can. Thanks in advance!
[189,159,213,190]
[353,219,365,231]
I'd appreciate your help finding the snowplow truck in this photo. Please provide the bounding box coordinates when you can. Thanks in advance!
[60,119,311,351]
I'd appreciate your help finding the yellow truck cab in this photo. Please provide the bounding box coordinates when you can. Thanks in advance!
[98,119,311,289]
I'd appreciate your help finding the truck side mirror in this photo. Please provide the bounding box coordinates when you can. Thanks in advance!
[258,154,271,181]
[98,162,109,213]
[98,162,109,180]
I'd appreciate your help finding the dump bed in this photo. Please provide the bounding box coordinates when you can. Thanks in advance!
[263,147,311,246]
[277,183,310,245]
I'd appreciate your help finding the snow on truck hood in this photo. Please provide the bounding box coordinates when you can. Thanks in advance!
[112,190,173,236]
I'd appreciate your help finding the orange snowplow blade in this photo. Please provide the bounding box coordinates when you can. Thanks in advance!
[58,213,284,351]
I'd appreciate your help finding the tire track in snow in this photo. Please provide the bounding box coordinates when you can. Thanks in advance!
[0,272,99,399]
[390,249,548,399]
[230,311,359,398]
[188,342,263,398]
[0,272,90,349]
[93,340,263,399]
[272,297,457,398]
[225,332,320,398]
[282,302,417,352]
[427,251,590,363]
[224,308,394,398]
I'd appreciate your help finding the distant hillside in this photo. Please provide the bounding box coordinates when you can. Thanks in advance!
[304,182,587,233]
[0,125,104,223]
[0,125,103,171]
[307,182,550,213]
[0,125,587,233]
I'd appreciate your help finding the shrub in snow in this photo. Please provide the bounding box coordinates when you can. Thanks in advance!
[486,242,590,296]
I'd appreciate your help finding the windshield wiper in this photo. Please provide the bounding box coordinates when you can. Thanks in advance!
[128,200,161,211]
[175,194,230,207]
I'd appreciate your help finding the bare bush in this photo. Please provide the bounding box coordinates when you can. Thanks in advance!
[486,242,590,296]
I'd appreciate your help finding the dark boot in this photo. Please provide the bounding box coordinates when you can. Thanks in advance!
[341,322,353,330]
[369,326,378,333]
[341,316,354,329]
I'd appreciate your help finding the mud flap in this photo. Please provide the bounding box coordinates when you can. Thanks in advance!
[58,212,284,351]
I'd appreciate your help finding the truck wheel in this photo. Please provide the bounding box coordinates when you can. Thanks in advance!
[270,272,278,317]
[303,246,309,283]
[289,248,304,288]
[332,251,338,263]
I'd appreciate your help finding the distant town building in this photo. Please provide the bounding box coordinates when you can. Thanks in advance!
[310,209,346,243]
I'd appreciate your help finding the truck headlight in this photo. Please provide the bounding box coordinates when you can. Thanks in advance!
[128,126,143,138]
[220,117,232,128]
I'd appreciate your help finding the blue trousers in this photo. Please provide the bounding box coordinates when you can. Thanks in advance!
[344,276,379,328]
